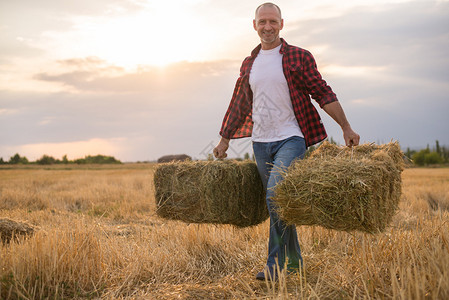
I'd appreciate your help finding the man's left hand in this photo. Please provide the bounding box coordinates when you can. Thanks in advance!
[343,127,360,147]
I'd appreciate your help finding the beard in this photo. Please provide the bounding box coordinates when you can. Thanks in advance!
[260,31,278,44]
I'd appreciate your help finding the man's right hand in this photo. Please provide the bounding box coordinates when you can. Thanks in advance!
[213,137,230,159]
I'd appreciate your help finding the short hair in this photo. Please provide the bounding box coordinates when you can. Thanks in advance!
[255,2,282,19]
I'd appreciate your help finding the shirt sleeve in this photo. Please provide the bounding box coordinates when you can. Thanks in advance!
[301,50,338,108]
[219,76,246,139]
[219,58,254,139]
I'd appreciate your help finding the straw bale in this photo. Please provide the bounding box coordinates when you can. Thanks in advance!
[0,218,35,243]
[157,154,191,163]
[274,142,404,233]
[154,160,268,227]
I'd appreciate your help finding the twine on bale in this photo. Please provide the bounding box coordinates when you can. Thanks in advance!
[273,142,404,233]
[153,160,268,227]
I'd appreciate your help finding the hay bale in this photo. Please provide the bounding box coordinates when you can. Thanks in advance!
[274,142,404,233]
[154,160,268,227]
[0,218,35,243]
[157,154,192,163]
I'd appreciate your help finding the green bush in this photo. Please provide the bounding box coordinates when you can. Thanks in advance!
[74,155,121,164]
[412,149,443,166]
[424,152,443,165]
[412,149,427,166]
[8,153,29,164]
[36,155,57,165]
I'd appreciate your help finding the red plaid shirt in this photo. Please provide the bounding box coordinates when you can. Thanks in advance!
[219,38,338,147]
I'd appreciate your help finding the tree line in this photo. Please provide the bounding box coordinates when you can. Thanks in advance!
[404,140,448,166]
[0,154,121,165]
[1,140,447,166]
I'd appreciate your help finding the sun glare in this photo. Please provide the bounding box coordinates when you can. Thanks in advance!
[72,2,214,69]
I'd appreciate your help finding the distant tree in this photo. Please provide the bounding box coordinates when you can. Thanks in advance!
[9,153,28,164]
[412,148,443,166]
[412,149,428,166]
[9,154,20,164]
[75,154,121,164]
[425,152,443,165]
[0,157,5,165]
[36,155,57,165]
[404,147,417,160]
[436,140,441,155]
[441,146,449,162]
[62,154,69,164]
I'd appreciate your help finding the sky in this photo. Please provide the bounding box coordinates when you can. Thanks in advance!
[1,0,448,162]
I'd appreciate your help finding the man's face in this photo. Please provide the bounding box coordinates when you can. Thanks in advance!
[253,6,283,47]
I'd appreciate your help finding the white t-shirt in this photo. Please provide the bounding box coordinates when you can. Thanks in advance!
[249,44,303,142]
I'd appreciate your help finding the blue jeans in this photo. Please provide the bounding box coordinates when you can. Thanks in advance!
[252,135,306,271]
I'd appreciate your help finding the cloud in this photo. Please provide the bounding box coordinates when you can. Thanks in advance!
[34,59,240,94]
[0,0,144,64]
[280,1,449,148]
[1,59,242,161]
[285,1,449,80]
[0,108,19,115]
[56,57,119,69]
[0,0,144,20]
[0,37,45,64]
[2,0,449,162]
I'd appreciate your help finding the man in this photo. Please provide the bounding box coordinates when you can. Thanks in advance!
[213,2,360,280]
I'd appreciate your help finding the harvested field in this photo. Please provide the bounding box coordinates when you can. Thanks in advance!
[0,164,448,299]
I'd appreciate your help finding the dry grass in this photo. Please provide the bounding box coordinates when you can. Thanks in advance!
[0,164,448,299]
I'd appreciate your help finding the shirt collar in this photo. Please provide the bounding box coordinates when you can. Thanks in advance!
[250,38,289,58]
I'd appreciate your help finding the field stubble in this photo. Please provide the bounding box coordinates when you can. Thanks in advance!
[0,165,448,299]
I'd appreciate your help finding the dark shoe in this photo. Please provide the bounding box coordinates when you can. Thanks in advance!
[255,267,277,281]
[256,271,266,280]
